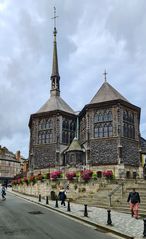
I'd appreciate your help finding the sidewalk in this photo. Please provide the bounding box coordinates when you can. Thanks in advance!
[8,189,144,239]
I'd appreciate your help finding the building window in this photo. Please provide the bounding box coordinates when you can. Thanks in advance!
[123,110,135,139]
[38,130,53,144]
[94,109,113,138]
[108,124,113,137]
[62,118,76,145]
[46,119,53,129]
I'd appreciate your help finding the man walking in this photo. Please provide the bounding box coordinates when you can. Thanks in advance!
[127,188,140,219]
[58,187,66,207]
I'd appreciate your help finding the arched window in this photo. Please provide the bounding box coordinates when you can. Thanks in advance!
[65,132,68,144]
[66,121,69,130]
[48,132,53,143]
[99,125,103,138]
[123,109,135,139]
[42,132,45,144]
[131,112,134,123]
[45,131,49,143]
[95,113,99,123]
[62,120,66,129]
[62,120,69,130]
[94,126,99,138]
[39,119,46,130]
[123,123,128,137]
[107,111,112,121]
[46,119,53,129]
[108,124,113,137]
[98,113,102,122]
[70,121,75,131]
[38,132,42,144]
[70,132,74,143]
[132,126,135,139]
[62,131,65,143]
[123,110,128,121]
[103,124,108,137]
[94,109,113,138]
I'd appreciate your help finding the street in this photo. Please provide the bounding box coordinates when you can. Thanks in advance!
[0,192,121,239]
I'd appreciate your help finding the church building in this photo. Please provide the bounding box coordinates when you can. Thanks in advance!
[28,21,143,178]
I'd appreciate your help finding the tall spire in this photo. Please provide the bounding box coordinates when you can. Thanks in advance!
[50,7,60,96]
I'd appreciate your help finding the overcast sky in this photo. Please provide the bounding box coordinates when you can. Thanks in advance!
[0,0,146,158]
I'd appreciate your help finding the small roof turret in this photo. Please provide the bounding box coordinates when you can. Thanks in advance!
[67,137,84,152]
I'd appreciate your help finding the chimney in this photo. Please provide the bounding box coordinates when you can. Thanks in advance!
[16,150,21,161]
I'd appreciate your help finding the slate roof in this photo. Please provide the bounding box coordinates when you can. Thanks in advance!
[67,137,84,152]
[37,95,75,114]
[90,81,129,104]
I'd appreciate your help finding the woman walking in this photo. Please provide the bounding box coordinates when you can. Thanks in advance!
[127,188,140,219]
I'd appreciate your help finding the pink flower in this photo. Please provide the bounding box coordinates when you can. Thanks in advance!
[50,171,62,180]
[81,170,93,181]
[66,171,76,180]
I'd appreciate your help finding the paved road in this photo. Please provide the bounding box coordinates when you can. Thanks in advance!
[0,193,121,239]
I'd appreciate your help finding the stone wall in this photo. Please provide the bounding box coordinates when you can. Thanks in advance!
[121,138,140,166]
[33,144,57,169]
[90,138,118,165]
[13,179,101,201]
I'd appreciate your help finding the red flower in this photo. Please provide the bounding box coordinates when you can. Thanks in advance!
[103,170,113,178]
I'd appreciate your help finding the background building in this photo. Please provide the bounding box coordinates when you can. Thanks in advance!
[0,147,21,183]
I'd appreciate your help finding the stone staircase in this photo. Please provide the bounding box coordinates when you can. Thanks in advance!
[74,180,146,216]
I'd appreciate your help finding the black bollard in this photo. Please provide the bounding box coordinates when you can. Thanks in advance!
[67,200,71,212]
[55,198,58,208]
[39,194,41,202]
[46,196,49,205]
[107,209,112,225]
[143,218,146,237]
[84,204,88,217]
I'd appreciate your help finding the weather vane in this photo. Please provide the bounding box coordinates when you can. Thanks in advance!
[51,6,58,28]
[103,69,108,82]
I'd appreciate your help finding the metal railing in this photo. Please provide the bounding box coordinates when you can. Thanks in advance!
[108,182,124,207]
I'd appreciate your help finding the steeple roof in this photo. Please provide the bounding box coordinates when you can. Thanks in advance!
[90,81,129,104]
[67,137,84,152]
[36,8,75,115]
[51,27,59,78]
[37,95,74,114]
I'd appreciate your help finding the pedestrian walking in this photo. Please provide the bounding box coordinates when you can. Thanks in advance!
[1,185,6,200]
[58,187,66,207]
[127,188,140,219]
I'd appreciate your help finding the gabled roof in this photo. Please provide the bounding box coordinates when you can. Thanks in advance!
[90,81,129,104]
[67,137,84,152]
[37,95,75,114]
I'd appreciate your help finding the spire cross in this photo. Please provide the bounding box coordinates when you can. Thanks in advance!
[51,6,58,28]
[103,70,108,82]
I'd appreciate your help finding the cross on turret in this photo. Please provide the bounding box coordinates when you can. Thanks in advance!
[51,6,58,29]
[103,69,108,82]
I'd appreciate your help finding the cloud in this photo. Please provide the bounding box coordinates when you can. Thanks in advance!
[0,0,146,157]
[0,0,9,12]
